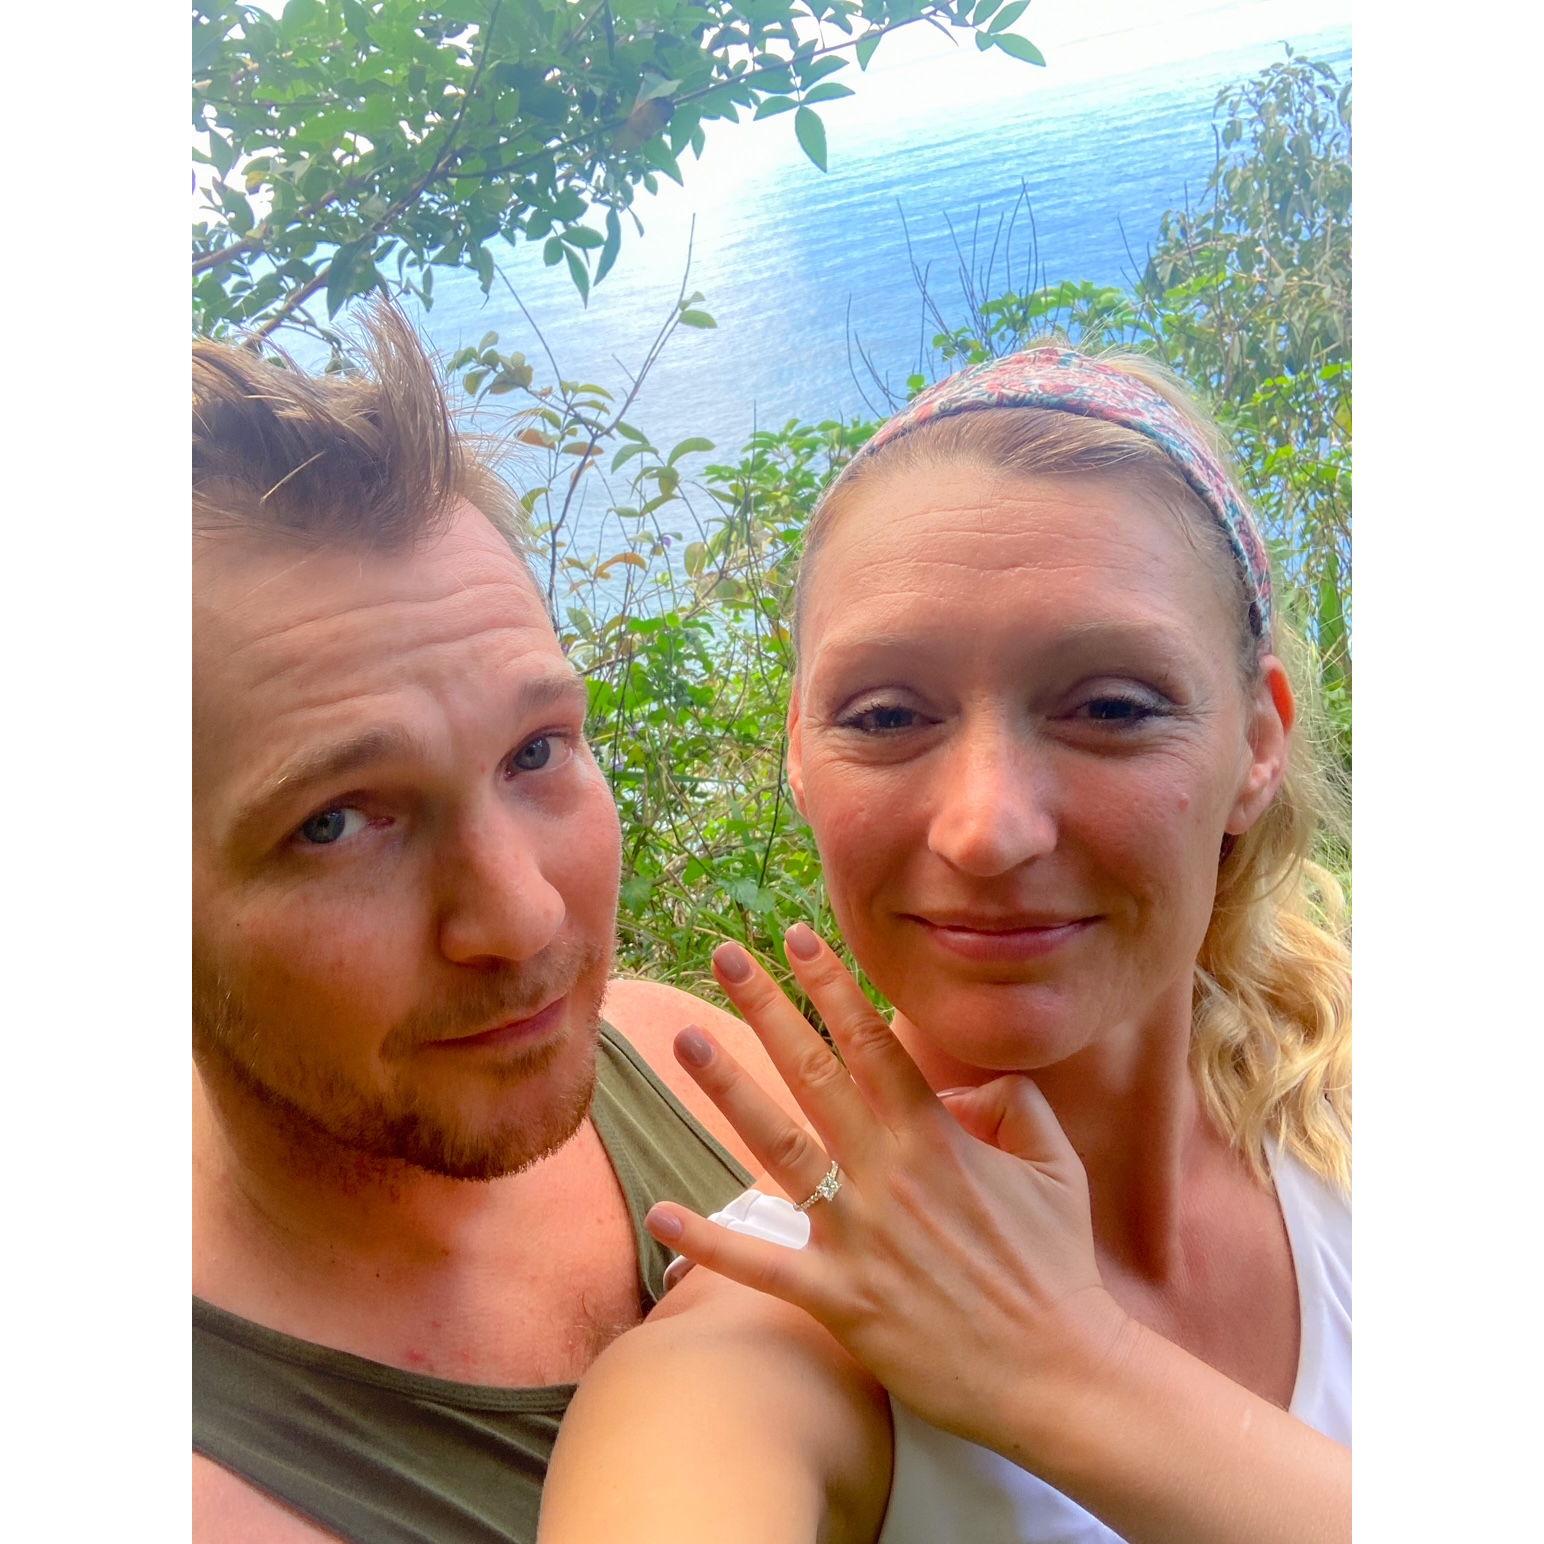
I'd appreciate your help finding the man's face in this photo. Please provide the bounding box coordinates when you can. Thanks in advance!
[193,502,622,1180]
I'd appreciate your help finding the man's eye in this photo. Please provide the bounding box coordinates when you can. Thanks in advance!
[506,733,574,775]
[297,807,370,845]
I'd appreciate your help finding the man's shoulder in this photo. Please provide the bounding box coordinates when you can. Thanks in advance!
[193,1454,338,1543]
[600,976,801,1164]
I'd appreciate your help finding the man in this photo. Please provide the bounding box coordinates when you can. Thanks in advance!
[191,304,794,1541]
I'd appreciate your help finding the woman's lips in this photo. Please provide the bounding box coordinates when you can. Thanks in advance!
[427,995,567,1051]
[906,915,1098,963]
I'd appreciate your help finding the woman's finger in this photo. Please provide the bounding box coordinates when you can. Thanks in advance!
[782,923,939,1124]
[645,1202,832,1317]
[674,1025,839,1206]
[711,941,876,1164]
[938,1075,1077,1165]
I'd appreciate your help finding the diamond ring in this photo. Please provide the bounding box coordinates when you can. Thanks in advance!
[793,1161,843,1213]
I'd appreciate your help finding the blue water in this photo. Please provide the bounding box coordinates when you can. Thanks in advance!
[298,13,1349,517]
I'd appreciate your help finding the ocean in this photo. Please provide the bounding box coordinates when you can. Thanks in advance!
[299,4,1350,521]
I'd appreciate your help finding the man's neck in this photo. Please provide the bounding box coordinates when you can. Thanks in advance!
[192,1063,640,1383]
[193,1063,568,1270]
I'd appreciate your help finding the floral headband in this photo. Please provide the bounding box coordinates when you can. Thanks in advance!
[853,348,1273,639]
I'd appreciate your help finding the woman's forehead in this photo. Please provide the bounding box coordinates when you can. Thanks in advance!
[801,466,1236,652]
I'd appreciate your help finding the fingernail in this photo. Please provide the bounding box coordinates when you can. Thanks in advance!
[677,1027,714,1068]
[714,942,753,983]
[785,922,820,961]
[646,1205,683,1241]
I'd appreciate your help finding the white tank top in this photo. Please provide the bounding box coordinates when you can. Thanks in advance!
[682,1142,1350,1543]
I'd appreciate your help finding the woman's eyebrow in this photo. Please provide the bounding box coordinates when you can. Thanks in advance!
[813,621,1183,673]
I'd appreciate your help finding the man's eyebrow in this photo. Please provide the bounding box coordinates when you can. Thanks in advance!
[229,725,430,848]
[227,670,589,848]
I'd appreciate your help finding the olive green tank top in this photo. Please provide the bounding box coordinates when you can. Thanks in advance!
[193,1023,753,1543]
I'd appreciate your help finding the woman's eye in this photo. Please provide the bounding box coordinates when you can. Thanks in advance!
[1077,695,1162,725]
[506,733,574,775]
[841,704,921,734]
[296,806,371,846]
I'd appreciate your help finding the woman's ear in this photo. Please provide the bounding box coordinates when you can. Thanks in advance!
[786,684,807,819]
[1226,655,1295,836]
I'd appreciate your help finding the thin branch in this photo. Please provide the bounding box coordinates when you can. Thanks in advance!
[251,1,505,339]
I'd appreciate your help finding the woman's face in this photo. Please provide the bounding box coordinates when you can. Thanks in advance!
[789,461,1290,1083]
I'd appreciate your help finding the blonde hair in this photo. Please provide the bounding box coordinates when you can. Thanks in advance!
[192,297,526,559]
[800,348,1351,1190]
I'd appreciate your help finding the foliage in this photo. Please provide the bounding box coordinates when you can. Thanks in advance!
[191,0,1045,340]
[203,47,1353,997]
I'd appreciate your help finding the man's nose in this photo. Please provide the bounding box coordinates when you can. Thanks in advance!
[925,727,1057,878]
[436,802,566,967]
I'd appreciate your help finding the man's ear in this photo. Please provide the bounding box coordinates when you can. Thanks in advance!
[1226,655,1296,836]
[786,683,807,819]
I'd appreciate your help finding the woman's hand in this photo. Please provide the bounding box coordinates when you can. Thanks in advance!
[645,922,1130,1457]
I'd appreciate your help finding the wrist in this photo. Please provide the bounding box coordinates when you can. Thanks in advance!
[968,1287,1140,1473]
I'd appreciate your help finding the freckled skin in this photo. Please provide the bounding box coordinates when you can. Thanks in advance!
[790,467,1288,1094]
[192,503,622,1178]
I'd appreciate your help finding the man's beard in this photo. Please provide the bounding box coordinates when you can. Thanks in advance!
[193,939,612,1182]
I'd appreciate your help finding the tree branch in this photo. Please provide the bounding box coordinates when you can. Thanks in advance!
[251,1,505,339]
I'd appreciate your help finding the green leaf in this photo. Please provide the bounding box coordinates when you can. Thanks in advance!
[474,246,495,293]
[325,240,366,317]
[754,95,799,119]
[543,235,565,266]
[794,106,827,172]
[208,130,237,180]
[992,33,1047,66]
[595,208,622,287]
[642,136,684,185]
[565,226,605,250]
[613,420,651,444]
[855,32,882,70]
[802,82,855,106]
[564,248,591,303]
[191,16,222,74]
[636,75,681,105]
[987,0,1031,34]
[669,103,704,155]
[678,309,716,328]
[667,436,715,466]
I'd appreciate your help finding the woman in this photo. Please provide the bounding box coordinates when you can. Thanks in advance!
[538,347,1351,1543]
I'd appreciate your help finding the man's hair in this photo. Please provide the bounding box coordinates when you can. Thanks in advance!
[192,297,527,557]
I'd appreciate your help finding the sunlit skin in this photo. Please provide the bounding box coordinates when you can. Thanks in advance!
[193,501,622,1196]
[789,466,1296,1293]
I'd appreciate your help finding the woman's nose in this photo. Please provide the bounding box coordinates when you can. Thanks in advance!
[437,805,566,967]
[925,731,1057,878]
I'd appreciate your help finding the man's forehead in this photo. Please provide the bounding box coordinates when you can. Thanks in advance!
[194,503,561,779]
[194,499,539,626]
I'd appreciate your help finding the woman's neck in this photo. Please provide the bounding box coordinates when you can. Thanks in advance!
[894,973,1232,1283]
